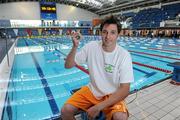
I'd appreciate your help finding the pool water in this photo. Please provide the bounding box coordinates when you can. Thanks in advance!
[1,36,179,120]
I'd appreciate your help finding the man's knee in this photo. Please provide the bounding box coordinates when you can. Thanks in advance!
[61,104,78,115]
[112,112,128,120]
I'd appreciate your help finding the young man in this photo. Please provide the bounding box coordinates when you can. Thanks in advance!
[61,16,134,120]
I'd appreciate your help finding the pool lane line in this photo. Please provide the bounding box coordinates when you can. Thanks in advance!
[75,65,89,74]
[133,67,153,75]
[163,44,180,48]
[133,62,172,73]
[34,38,47,45]
[131,53,170,64]
[129,50,180,60]
[148,48,180,54]
[24,40,59,116]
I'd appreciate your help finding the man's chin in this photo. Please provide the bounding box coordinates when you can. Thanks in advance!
[104,43,112,46]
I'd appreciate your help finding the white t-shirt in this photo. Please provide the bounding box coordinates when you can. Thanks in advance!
[75,41,134,99]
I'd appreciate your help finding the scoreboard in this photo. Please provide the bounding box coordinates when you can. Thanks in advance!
[40,2,57,20]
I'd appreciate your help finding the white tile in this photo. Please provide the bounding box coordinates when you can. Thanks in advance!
[169,93,179,100]
[126,95,139,104]
[164,95,177,105]
[128,107,142,115]
[145,115,158,120]
[140,89,153,95]
[150,91,163,98]
[175,115,180,120]
[145,86,158,93]
[144,105,159,114]
[152,109,167,119]
[161,104,176,113]
[142,94,155,101]
[156,94,168,100]
[125,79,179,120]
[135,92,146,99]
[148,97,161,104]
[137,102,152,110]
[128,115,139,120]
[127,102,138,109]
[170,85,180,92]
[169,106,180,118]
[160,114,175,120]
[134,98,147,105]
[133,111,149,120]
[155,100,169,108]
[129,113,133,118]
[170,98,180,107]
[164,89,176,97]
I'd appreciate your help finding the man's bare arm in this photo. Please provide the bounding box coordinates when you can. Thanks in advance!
[65,32,80,68]
[97,83,130,110]
[65,46,77,68]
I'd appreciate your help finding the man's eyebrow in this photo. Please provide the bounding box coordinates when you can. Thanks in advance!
[111,30,118,32]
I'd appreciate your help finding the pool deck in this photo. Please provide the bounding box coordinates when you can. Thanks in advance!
[75,79,180,120]
[127,79,180,120]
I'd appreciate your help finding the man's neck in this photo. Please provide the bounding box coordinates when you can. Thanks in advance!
[102,44,116,52]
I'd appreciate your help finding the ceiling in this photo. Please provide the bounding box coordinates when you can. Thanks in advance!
[0,0,179,16]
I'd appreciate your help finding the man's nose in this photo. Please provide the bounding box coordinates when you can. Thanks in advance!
[105,33,110,39]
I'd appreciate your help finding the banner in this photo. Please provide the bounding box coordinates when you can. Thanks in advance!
[26,29,32,37]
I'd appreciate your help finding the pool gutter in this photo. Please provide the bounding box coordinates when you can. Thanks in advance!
[0,38,17,119]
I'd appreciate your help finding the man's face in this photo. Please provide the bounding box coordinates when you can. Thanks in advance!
[101,24,119,47]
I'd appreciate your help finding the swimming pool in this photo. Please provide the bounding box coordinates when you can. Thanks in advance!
[1,36,179,120]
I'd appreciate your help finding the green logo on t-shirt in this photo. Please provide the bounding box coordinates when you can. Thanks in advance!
[104,64,114,73]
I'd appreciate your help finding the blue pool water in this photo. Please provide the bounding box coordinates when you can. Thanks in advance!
[1,36,180,120]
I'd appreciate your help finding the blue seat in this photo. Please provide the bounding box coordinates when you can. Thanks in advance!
[81,111,106,120]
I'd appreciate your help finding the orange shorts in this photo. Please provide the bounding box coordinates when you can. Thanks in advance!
[65,86,128,120]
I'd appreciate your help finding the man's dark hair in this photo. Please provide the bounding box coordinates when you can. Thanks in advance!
[100,15,122,33]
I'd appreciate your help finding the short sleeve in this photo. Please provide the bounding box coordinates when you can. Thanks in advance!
[74,44,89,65]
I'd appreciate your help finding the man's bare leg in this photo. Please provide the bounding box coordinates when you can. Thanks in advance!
[112,112,128,120]
[61,104,79,120]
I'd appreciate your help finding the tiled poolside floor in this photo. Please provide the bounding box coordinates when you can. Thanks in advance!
[127,79,180,120]
[75,79,180,120]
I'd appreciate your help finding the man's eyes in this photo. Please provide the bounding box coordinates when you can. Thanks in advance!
[102,31,117,34]
[102,31,107,34]
[111,31,116,34]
